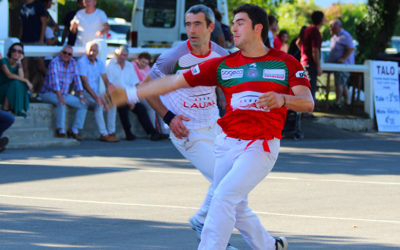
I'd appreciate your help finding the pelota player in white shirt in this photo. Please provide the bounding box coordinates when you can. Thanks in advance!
[142,4,235,249]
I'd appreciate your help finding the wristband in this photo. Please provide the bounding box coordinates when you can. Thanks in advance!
[163,110,176,125]
[126,86,139,103]
[282,95,286,107]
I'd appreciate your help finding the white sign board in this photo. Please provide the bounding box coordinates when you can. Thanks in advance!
[372,60,400,132]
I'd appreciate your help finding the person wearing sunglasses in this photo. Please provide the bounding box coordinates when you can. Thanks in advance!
[39,45,87,140]
[0,43,33,117]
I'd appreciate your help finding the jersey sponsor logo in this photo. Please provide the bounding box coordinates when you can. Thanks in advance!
[247,63,258,78]
[183,93,216,109]
[191,65,200,75]
[230,91,268,112]
[262,69,286,80]
[295,70,306,78]
[221,69,244,80]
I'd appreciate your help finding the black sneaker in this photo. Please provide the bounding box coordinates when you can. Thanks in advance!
[0,137,9,153]
[150,133,169,141]
[275,236,288,250]
[126,132,137,141]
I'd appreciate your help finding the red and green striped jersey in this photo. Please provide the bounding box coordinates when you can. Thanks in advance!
[183,48,311,141]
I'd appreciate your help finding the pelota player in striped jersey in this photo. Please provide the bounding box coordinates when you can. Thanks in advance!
[141,4,236,250]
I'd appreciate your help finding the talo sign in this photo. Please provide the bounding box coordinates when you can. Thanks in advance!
[372,61,400,132]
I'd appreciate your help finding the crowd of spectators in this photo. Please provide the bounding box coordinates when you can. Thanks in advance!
[0,0,168,147]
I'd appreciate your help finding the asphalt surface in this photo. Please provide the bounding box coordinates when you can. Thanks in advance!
[0,119,399,250]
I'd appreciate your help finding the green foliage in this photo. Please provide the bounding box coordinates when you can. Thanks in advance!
[273,0,319,42]
[321,3,366,42]
[355,0,400,63]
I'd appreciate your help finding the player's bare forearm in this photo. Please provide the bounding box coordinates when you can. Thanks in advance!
[137,74,190,100]
[285,85,314,112]
[142,75,168,117]
[256,85,314,113]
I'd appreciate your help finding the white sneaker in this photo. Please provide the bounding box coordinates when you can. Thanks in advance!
[189,216,203,240]
[275,236,288,250]
[226,243,238,250]
[189,217,239,250]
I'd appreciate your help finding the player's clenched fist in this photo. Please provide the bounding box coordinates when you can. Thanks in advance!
[106,86,140,107]
[256,92,286,110]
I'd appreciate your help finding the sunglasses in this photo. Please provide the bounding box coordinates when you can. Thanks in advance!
[11,48,23,54]
[62,51,73,56]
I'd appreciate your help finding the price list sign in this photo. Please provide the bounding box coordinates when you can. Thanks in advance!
[372,61,400,132]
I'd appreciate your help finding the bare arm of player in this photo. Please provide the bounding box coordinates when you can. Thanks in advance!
[143,75,190,139]
[137,74,190,99]
[256,85,314,113]
[108,74,191,109]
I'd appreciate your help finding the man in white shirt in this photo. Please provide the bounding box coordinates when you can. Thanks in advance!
[70,0,109,47]
[78,41,119,142]
[107,46,168,141]
[142,5,235,249]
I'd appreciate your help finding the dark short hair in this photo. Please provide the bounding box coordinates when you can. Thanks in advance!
[7,42,24,58]
[268,15,277,26]
[138,52,152,61]
[278,30,288,38]
[233,4,268,43]
[185,4,215,27]
[311,11,324,25]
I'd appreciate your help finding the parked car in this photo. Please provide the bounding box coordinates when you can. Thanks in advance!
[107,17,130,46]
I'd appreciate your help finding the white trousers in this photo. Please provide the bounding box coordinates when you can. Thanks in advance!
[84,92,116,136]
[198,133,280,250]
[170,123,221,224]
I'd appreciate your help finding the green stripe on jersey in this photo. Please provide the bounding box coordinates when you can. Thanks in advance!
[217,61,289,87]
[173,62,191,75]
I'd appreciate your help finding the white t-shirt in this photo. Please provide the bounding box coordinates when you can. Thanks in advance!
[106,58,140,89]
[150,40,228,130]
[72,9,108,47]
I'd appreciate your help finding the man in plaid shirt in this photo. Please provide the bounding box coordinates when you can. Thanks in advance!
[39,45,87,140]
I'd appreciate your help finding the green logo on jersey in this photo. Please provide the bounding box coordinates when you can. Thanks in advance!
[217,61,289,87]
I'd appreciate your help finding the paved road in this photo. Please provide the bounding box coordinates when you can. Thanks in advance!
[0,125,399,249]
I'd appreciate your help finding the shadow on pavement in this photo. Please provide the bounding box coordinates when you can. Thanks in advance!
[0,204,397,250]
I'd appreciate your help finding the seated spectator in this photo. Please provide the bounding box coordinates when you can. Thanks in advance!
[132,52,151,81]
[78,41,119,142]
[0,110,15,152]
[274,30,289,53]
[39,45,87,140]
[0,43,32,117]
[107,46,168,141]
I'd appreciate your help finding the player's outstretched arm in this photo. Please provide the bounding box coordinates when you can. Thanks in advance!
[138,74,190,100]
[142,75,191,139]
[107,74,190,107]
